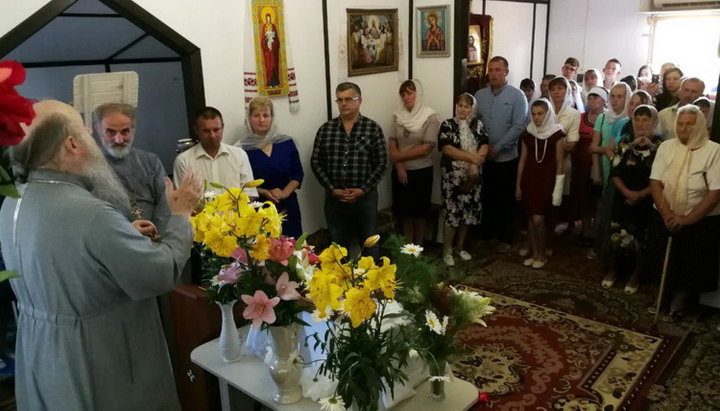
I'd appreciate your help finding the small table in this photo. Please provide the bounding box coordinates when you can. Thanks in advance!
[191,333,478,411]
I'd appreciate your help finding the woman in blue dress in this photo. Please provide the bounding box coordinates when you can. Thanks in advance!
[238,97,304,238]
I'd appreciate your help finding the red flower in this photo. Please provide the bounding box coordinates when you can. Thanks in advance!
[0,60,35,146]
[478,392,490,403]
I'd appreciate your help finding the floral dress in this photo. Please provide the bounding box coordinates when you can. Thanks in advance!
[608,136,658,251]
[438,118,489,227]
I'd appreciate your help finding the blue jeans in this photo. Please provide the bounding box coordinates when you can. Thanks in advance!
[324,190,379,257]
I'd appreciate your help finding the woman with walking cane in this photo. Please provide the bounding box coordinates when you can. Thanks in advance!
[646,105,720,323]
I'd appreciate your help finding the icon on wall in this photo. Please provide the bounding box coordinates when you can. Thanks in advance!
[417,5,450,57]
[347,8,399,76]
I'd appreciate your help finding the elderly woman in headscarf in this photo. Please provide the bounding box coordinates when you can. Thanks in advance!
[389,79,440,246]
[646,105,720,322]
[601,105,661,293]
[438,93,489,266]
[237,96,304,238]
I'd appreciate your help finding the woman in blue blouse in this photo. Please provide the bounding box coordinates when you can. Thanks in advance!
[238,97,304,238]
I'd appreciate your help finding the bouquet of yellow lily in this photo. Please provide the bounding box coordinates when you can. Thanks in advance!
[191,180,317,328]
[308,236,412,411]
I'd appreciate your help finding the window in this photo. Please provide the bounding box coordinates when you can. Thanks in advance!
[650,12,720,94]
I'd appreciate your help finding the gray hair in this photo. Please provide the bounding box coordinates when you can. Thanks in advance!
[93,103,137,129]
[10,113,79,183]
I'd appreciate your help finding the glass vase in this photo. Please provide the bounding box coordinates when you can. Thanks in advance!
[216,301,242,363]
[428,359,447,401]
[268,324,303,404]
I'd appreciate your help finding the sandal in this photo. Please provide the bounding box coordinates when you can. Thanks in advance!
[661,310,685,323]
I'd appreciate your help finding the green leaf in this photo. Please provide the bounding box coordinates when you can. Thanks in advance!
[0,270,20,283]
[0,184,20,198]
[208,181,225,189]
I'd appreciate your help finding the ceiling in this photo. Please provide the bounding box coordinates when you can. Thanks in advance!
[5,0,178,67]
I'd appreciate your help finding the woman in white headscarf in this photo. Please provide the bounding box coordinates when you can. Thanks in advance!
[591,82,632,187]
[389,79,440,246]
[237,96,304,238]
[646,105,720,322]
[581,68,602,108]
[515,99,566,269]
[438,93,489,266]
[547,76,580,235]
[693,96,715,133]
[589,82,632,264]
[602,105,661,293]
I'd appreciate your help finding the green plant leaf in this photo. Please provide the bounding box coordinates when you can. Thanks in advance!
[0,184,20,198]
[0,270,20,283]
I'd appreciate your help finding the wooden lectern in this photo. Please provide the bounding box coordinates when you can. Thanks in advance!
[169,284,243,411]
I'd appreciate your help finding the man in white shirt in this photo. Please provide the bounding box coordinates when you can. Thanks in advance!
[659,77,705,140]
[173,106,257,197]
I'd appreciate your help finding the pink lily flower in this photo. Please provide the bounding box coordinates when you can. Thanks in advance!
[268,237,296,265]
[275,272,301,301]
[241,290,280,328]
[217,262,242,284]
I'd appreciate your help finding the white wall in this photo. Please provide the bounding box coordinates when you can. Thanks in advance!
[547,0,651,80]
[0,0,554,236]
[469,1,548,90]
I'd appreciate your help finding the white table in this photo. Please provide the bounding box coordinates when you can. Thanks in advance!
[191,332,478,411]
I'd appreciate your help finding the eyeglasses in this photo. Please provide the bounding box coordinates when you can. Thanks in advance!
[335,96,360,104]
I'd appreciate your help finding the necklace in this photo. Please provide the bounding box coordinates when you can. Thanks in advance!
[534,138,548,163]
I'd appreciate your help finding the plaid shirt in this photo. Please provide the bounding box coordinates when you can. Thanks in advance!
[311,114,387,193]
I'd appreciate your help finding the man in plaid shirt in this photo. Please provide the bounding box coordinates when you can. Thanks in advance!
[311,82,387,255]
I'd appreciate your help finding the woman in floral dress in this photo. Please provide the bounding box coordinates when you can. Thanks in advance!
[603,105,660,293]
[438,93,489,266]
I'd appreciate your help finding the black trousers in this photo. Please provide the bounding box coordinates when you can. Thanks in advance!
[480,158,518,244]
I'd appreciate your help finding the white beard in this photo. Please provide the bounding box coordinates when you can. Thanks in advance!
[100,137,134,159]
[81,136,133,217]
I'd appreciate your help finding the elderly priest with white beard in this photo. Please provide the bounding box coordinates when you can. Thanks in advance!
[0,100,202,411]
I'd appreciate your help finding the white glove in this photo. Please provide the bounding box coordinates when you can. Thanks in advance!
[552,175,565,206]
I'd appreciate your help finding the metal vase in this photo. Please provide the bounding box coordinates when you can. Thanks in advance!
[216,301,242,363]
[268,324,303,404]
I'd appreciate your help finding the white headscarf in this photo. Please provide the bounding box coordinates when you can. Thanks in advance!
[604,82,632,124]
[694,96,715,131]
[454,92,479,153]
[394,79,437,134]
[661,105,711,215]
[527,98,564,141]
[631,104,660,138]
[568,80,585,113]
[549,77,573,116]
[237,96,291,150]
[582,68,602,95]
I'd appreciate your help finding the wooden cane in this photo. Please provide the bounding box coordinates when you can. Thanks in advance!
[653,236,673,326]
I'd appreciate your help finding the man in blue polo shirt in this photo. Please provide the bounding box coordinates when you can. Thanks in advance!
[474,56,528,252]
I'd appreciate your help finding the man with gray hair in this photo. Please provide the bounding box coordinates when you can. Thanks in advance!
[95,102,170,236]
[0,100,202,411]
[659,77,706,139]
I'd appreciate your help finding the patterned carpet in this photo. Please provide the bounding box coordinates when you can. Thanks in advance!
[452,286,675,410]
[439,240,720,411]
